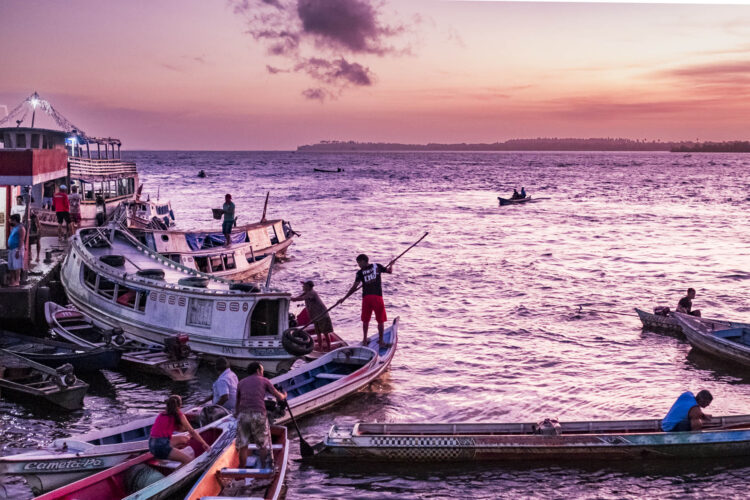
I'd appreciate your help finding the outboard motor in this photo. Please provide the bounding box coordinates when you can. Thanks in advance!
[164,333,191,360]
[534,418,562,436]
[654,306,671,317]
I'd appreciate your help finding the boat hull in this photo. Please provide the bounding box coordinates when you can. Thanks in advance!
[676,314,750,367]
[498,196,532,206]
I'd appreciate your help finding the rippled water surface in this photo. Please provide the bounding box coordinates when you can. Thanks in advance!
[4,151,750,499]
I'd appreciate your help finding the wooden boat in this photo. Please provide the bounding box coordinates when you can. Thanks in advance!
[498,196,533,206]
[0,348,88,411]
[313,414,750,462]
[293,307,349,361]
[267,317,398,425]
[676,313,750,367]
[35,414,235,500]
[185,426,288,500]
[0,329,121,372]
[313,167,342,173]
[60,225,298,374]
[129,218,296,280]
[0,406,229,495]
[635,307,747,336]
[45,302,200,381]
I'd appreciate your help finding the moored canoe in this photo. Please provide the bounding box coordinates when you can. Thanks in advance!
[676,313,750,367]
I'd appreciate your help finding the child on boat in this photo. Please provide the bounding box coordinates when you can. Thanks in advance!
[148,395,209,465]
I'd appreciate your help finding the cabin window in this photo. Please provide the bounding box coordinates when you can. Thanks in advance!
[248,299,280,337]
[136,291,149,312]
[42,135,49,149]
[83,264,98,290]
[97,277,117,300]
[16,134,26,148]
[116,284,139,309]
[194,256,209,273]
[31,134,40,148]
[167,254,180,264]
[118,179,128,196]
[128,178,135,194]
[93,181,103,198]
[267,225,279,245]
[223,253,236,270]
[187,298,213,328]
[107,181,118,199]
[81,181,94,201]
[209,255,224,272]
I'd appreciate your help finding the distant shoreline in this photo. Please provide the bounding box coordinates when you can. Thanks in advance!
[297,139,750,153]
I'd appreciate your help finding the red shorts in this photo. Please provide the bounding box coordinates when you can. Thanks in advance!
[361,295,387,324]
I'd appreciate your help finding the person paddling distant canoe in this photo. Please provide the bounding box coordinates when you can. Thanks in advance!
[661,390,713,432]
[344,254,393,347]
[511,189,521,200]
[520,187,526,199]
[677,287,701,317]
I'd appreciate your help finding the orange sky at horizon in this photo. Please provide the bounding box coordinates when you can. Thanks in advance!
[2,0,750,149]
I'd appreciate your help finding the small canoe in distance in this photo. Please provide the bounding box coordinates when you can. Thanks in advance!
[676,313,750,367]
[35,415,236,500]
[0,349,88,411]
[313,414,750,462]
[45,302,200,382]
[267,317,398,425]
[313,167,343,173]
[185,426,288,500]
[498,196,533,206]
[0,329,121,372]
[0,405,230,495]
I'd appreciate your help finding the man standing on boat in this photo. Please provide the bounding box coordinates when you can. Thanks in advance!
[344,254,393,347]
[222,193,235,247]
[53,184,70,241]
[676,288,701,317]
[661,390,713,431]
[235,361,286,469]
[292,280,334,351]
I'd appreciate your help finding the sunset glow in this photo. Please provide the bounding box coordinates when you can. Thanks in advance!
[2,0,750,148]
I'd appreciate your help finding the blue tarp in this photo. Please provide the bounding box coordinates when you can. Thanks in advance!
[185,231,247,250]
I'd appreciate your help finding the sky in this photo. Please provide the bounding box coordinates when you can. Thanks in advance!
[2,0,750,150]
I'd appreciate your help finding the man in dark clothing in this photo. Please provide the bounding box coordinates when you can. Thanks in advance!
[677,288,701,317]
[235,362,286,469]
[344,254,392,346]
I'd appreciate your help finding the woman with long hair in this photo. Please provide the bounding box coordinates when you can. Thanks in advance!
[148,395,210,464]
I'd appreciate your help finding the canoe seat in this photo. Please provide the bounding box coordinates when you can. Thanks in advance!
[218,467,274,478]
[315,373,346,380]
[246,443,284,450]
[147,458,182,470]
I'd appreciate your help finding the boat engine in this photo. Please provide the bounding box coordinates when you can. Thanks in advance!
[654,306,671,316]
[55,364,77,388]
[533,418,562,436]
[164,333,191,360]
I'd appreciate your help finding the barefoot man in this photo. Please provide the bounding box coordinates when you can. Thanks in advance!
[344,254,393,346]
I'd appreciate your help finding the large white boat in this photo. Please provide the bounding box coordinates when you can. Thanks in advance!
[60,225,299,374]
[0,92,173,236]
[128,219,296,280]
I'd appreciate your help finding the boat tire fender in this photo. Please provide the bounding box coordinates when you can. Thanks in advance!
[282,328,314,356]
[99,255,126,267]
[136,269,166,280]
[229,283,261,293]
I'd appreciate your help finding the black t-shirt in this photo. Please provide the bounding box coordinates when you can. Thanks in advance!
[356,263,387,297]
[678,296,692,312]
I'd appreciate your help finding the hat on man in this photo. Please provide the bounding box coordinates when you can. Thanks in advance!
[300,280,314,288]
[60,184,67,190]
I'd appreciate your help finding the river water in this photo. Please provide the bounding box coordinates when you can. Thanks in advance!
[3,151,750,499]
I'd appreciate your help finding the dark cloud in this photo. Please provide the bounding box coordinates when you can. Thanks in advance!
[230,0,409,99]
[266,65,288,74]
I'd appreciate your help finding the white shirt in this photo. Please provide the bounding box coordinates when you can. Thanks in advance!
[212,368,238,411]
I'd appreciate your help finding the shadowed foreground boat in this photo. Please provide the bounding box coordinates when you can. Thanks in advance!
[312,415,750,462]
[676,313,750,367]
[498,196,533,206]
[185,426,288,500]
[35,414,235,500]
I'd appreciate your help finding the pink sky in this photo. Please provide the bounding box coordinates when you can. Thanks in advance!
[2,0,750,149]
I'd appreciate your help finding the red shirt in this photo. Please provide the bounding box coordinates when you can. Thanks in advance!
[150,410,183,438]
[236,374,275,415]
[53,192,70,213]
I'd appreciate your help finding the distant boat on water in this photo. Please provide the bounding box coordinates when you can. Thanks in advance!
[314,167,343,173]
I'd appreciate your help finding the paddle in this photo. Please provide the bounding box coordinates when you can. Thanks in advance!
[294,232,430,332]
[577,305,634,317]
[285,400,315,457]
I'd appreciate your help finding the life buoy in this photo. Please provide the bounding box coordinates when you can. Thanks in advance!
[178,276,209,288]
[281,328,314,356]
[229,283,261,293]
[136,269,166,280]
[99,255,125,267]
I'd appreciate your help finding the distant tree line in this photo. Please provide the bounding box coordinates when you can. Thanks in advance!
[297,138,750,152]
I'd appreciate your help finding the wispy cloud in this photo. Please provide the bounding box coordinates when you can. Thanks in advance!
[230,0,413,99]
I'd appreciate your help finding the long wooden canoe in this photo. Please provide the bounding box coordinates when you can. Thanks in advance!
[185,426,288,500]
[313,415,750,462]
[35,415,235,500]
[498,196,533,206]
[676,313,750,367]
[267,317,398,425]
[635,308,749,336]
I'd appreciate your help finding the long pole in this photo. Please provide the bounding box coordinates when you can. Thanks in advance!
[577,305,633,317]
[261,191,269,222]
[296,232,429,331]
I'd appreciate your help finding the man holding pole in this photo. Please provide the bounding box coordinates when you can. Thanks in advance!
[345,254,393,347]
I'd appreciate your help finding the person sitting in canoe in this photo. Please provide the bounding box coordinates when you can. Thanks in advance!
[148,395,210,465]
[511,189,521,200]
[520,187,527,199]
[676,288,701,317]
[291,280,334,351]
[661,390,713,432]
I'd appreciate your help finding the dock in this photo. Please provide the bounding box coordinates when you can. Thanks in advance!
[0,236,67,326]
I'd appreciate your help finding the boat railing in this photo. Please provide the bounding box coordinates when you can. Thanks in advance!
[69,157,137,177]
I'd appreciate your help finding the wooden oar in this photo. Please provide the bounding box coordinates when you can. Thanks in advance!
[285,400,314,457]
[295,232,429,332]
[577,305,634,317]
